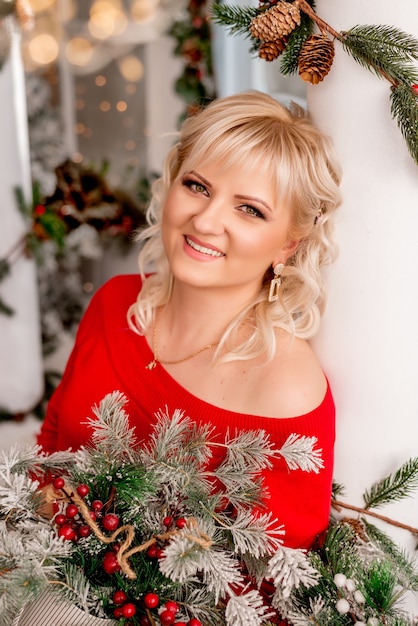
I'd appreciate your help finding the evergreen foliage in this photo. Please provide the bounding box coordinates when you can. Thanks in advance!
[0,392,417,625]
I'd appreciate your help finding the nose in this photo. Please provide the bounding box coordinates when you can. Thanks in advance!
[192,198,226,236]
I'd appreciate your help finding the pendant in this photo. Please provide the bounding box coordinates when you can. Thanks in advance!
[146,359,157,370]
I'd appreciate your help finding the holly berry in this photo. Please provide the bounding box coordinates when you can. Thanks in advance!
[54,513,67,526]
[412,84,418,95]
[121,603,136,618]
[102,513,120,531]
[58,524,77,541]
[164,600,179,614]
[175,517,187,529]
[65,504,79,519]
[113,607,123,619]
[156,548,165,559]
[113,590,128,605]
[188,620,202,626]
[102,551,121,575]
[174,623,187,626]
[89,510,97,521]
[147,544,159,558]
[34,204,46,216]
[139,618,150,626]
[78,524,91,538]
[76,484,90,498]
[91,499,104,511]
[52,477,65,490]
[162,516,173,527]
[160,610,175,625]
[143,592,159,609]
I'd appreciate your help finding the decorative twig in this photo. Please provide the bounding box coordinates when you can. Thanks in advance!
[332,499,418,535]
[296,0,340,40]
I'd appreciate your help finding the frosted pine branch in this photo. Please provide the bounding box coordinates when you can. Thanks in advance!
[222,429,277,471]
[84,391,138,463]
[267,545,320,600]
[279,434,323,473]
[216,508,284,558]
[225,588,275,626]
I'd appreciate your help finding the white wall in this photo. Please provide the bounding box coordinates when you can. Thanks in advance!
[0,24,43,413]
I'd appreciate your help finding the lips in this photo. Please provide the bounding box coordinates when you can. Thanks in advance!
[184,236,225,257]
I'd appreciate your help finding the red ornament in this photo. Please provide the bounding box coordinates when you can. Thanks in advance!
[164,601,179,614]
[160,610,175,625]
[78,525,91,538]
[34,204,46,216]
[54,513,67,526]
[58,524,77,541]
[143,592,159,609]
[113,590,128,605]
[113,607,123,619]
[52,477,65,490]
[102,551,121,575]
[76,484,90,498]
[65,504,79,519]
[102,513,120,531]
[175,517,187,529]
[121,603,136,618]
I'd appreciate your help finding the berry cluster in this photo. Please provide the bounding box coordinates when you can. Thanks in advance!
[142,593,202,626]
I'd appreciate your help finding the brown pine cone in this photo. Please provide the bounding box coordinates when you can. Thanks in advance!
[250,1,301,42]
[258,38,288,61]
[298,33,335,84]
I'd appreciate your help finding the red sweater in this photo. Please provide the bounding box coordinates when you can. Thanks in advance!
[38,274,335,550]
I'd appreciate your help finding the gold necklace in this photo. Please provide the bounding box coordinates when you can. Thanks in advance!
[145,308,219,370]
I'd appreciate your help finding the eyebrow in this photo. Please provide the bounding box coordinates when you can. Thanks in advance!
[187,170,273,213]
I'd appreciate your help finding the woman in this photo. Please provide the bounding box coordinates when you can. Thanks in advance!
[38,90,342,553]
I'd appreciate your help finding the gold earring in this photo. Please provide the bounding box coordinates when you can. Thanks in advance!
[268,263,285,302]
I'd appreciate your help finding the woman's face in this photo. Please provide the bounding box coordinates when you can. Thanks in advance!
[161,160,298,301]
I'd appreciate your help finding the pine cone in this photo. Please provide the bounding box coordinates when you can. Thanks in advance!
[298,33,335,85]
[258,38,288,61]
[250,1,301,42]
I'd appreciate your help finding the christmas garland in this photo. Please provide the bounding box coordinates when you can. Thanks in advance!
[211,0,418,165]
[1,392,417,625]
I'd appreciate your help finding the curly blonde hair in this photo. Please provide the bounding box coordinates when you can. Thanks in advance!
[128,91,342,363]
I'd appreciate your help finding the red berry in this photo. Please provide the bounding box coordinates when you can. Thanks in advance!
[143,592,159,609]
[121,603,136,618]
[412,84,418,95]
[102,551,121,575]
[164,601,179,614]
[89,510,97,521]
[102,513,120,531]
[112,542,121,553]
[113,607,123,618]
[78,524,91,538]
[58,524,77,541]
[113,590,127,605]
[52,477,65,490]
[188,620,202,626]
[54,513,67,526]
[162,516,173,527]
[92,499,103,511]
[139,618,150,626]
[175,517,187,529]
[156,548,165,559]
[175,623,187,626]
[65,504,79,519]
[147,544,159,558]
[76,484,90,498]
[34,204,46,216]
[160,610,175,625]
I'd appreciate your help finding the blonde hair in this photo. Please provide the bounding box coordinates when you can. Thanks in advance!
[128,91,342,363]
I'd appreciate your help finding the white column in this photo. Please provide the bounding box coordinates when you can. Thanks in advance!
[309,1,418,605]
[0,23,43,413]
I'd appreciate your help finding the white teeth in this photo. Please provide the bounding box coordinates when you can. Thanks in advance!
[186,237,224,257]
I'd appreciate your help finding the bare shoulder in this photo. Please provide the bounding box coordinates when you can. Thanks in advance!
[255,334,327,418]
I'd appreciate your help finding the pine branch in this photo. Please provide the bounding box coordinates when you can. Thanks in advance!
[363,457,418,509]
[225,588,275,625]
[332,499,418,536]
[280,12,314,76]
[390,83,418,165]
[210,2,258,39]
[342,25,418,86]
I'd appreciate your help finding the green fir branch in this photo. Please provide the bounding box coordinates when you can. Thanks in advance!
[363,457,418,510]
[210,2,258,39]
[342,25,418,86]
[390,83,418,165]
[280,10,314,76]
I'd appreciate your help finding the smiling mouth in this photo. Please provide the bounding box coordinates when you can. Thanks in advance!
[185,236,224,257]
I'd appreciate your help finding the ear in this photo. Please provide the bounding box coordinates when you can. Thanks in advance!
[273,239,299,266]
